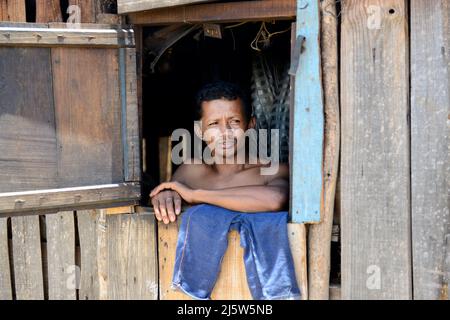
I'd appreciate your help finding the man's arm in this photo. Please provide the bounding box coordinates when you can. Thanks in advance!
[151,164,290,213]
[192,164,289,212]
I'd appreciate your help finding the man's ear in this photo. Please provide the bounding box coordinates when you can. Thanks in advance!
[194,121,203,139]
[247,116,256,129]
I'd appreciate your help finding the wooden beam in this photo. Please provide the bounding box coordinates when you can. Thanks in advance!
[410,0,450,300]
[290,0,324,223]
[308,0,340,300]
[0,25,135,47]
[0,183,140,216]
[118,0,214,14]
[127,0,296,25]
[341,0,411,299]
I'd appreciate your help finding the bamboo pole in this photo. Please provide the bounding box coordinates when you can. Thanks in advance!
[308,0,340,300]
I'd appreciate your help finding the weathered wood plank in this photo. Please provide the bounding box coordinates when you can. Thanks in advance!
[0,25,135,47]
[290,0,324,223]
[0,217,12,299]
[411,0,450,300]
[0,47,57,193]
[308,0,340,300]
[52,47,123,187]
[11,215,44,299]
[120,48,141,182]
[288,223,308,300]
[341,0,411,299]
[36,0,63,23]
[118,0,214,14]
[77,209,100,300]
[0,0,26,22]
[127,0,296,25]
[69,0,96,23]
[46,211,76,299]
[106,213,158,299]
[0,183,140,216]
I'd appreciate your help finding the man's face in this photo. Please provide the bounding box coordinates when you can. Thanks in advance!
[199,98,254,159]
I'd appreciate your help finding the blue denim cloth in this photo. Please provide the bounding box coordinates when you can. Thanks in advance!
[171,204,301,300]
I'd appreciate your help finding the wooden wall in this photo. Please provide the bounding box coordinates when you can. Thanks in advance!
[341,0,449,300]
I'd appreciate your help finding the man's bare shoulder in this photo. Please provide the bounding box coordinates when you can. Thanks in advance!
[172,159,210,182]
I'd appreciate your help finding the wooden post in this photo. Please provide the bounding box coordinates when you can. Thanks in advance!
[290,0,325,223]
[308,0,340,300]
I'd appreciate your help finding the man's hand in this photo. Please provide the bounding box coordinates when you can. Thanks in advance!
[150,190,182,224]
[150,181,198,204]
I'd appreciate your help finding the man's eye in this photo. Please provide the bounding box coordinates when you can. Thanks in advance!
[230,119,240,124]
[208,122,218,126]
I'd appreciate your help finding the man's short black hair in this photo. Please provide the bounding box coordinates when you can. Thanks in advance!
[195,81,252,121]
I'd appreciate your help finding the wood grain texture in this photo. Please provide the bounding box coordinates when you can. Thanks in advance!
[290,0,324,223]
[308,0,340,300]
[11,215,44,299]
[69,0,96,23]
[127,0,296,25]
[341,0,411,299]
[0,47,57,193]
[288,223,308,300]
[120,48,141,182]
[36,0,63,23]
[0,0,26,22]
[0,217,12,299]
[0,25,135,48]
[52,47,123,187]
[77,209,100,300]
[105,213,158,299]
[118,0,214,14]
[0,183,141,215]
[46,211,76,300]
[410,0,450,300]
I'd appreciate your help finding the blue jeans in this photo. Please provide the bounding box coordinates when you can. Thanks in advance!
[171,204,301,300]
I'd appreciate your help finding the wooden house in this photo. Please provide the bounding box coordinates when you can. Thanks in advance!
[0,0,448,300]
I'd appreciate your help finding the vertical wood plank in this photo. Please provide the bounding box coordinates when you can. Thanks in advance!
[11,215,44,300]
[308,0,341,300]
[106,213,158,299]
[288,223,308,300]
[69,0,96,23]
[411,0,450,300]
[51,47,123,188]
[340,0,411,299]
[0,217,12,299]
[46,211,76,300]
[77,209,100,300]
[291,0,324,223]
[120,47,141,182]
[36,0,63,23]
[0,0,26,22]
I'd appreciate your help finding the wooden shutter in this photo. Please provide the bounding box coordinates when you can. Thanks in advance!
[0,23,140,215]
[117,0,216,14]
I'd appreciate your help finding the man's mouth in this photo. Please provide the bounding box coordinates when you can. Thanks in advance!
[221,139,236,149]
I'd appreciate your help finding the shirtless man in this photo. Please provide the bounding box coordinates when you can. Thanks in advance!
[150,81,289,224]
